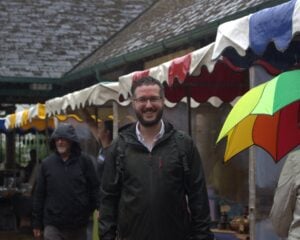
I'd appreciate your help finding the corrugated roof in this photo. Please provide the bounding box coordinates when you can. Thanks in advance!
[0,0,155,78]
[72,0,288,74]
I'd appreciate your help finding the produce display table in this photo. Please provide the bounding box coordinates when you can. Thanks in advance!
[212,229,249,240]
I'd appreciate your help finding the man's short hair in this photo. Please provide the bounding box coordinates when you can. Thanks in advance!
[130,76,164,98]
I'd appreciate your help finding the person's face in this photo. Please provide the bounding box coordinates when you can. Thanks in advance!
[55,138,72,156]
[97,123,107,142]
[132,84,164,127]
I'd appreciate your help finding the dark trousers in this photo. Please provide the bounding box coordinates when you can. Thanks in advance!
[44,225,87,240]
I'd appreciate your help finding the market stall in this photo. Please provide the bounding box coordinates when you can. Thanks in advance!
[212,0,300,239]
[45,82,130,139]
[0,103,54,231]
[4,103,58,167]
[0,103,90,231]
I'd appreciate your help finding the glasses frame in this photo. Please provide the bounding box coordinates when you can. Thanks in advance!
[133,96,163,104]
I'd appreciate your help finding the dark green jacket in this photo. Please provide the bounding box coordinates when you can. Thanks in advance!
[100,121,213,240]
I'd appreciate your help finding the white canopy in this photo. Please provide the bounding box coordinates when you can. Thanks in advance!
[212,0,300,59]
[45,81,193,116]
[45,82,130,116]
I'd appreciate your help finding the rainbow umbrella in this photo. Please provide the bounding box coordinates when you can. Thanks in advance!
[217,69,300,162]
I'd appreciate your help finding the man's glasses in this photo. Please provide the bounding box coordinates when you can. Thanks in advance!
[133,96,162,104]
[54,137,69,142]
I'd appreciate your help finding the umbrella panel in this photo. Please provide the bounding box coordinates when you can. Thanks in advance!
[217,83,267,142]
[253,72,300,114]
[225,115,256,161]
[253,100,300,162]
[224,100,300,162]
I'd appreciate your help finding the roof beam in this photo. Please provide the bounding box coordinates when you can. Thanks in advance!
[0,88,65,98]
[0,76,62,85]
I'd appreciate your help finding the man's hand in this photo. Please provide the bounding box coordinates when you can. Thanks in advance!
[33,228,42,239]
[95,209,100,219]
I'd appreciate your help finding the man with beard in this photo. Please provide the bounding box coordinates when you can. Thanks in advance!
[99,76,214,240]
[32,123,100,240]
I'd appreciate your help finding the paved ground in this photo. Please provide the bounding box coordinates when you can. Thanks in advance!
[0,230,33,240]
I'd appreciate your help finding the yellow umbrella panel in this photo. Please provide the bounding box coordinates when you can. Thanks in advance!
[224,115,256,162]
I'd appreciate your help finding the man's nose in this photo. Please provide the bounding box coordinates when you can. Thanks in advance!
[145,99,153,106]
[55,138,64,142]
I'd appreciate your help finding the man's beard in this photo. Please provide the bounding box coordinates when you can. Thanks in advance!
[56,146,68,155]
[135,108,163,127]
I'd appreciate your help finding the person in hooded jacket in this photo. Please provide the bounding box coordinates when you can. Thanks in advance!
[79,108,113,181]
[79,109,114,240]
[270,147,300,240]
[99,76,214,240]
[32,123,100,240]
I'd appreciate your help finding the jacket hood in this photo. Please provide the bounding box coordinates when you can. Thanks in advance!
[49,123,81,152]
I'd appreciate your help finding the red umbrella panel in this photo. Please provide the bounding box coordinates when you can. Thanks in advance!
[252,100,300,162]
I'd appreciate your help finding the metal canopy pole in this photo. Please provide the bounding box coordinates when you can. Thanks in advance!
[112,102,119,139]
[249,67,256,240]
[187,95,191,136]
[249,147,256,240]
[184,85,192,136]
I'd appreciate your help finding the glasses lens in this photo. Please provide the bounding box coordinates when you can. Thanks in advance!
[134,96,161,104]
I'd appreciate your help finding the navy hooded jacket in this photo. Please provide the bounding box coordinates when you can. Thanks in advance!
[32,123,100,229]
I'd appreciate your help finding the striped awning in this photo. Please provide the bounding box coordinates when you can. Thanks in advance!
[4,103,55,132]
[212,0,300,70]
[119,43,249,107]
